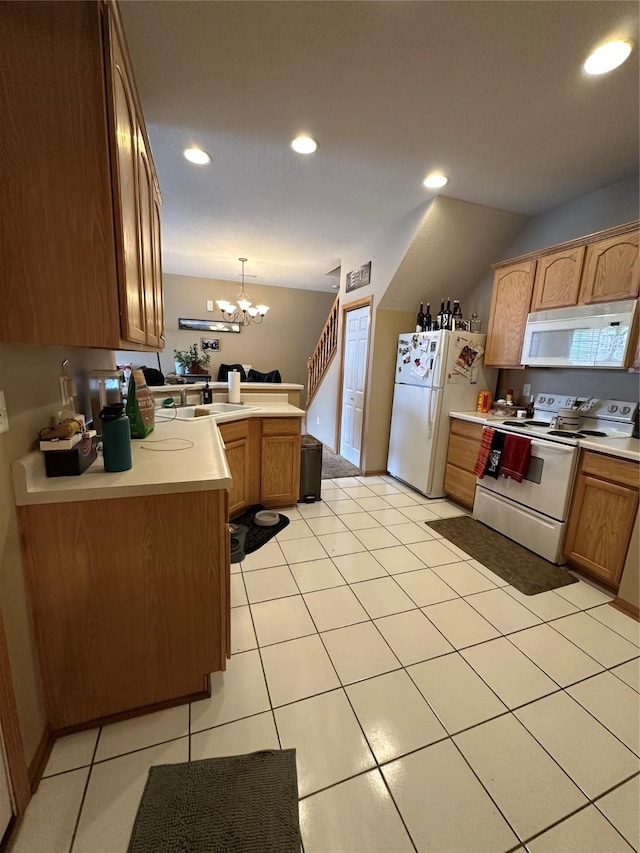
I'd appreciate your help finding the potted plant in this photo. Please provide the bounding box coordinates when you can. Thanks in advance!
[173,343,211,375]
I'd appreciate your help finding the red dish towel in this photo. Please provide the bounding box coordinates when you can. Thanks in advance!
[499,433,532,482]
[473,426,496,478]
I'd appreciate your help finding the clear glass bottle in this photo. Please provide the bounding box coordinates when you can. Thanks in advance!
[469,312,481,333]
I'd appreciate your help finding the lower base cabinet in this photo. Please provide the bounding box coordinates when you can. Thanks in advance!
[444,419,483,509]
[18,489,229,731]
[219,417,301,517]
[564,451,639,589]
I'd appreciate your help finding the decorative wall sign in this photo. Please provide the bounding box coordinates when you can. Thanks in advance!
[201,337,220,351]
[345,261,371,293]
[179,318,241,333]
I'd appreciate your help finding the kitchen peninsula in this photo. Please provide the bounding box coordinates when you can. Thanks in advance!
[12,402,304,733]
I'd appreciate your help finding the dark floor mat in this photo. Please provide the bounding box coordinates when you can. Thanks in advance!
[426,516,578,595]
[230,504,290,555]
[128,749,300,853]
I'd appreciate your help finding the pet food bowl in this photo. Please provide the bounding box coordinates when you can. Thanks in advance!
[254,510,280,527]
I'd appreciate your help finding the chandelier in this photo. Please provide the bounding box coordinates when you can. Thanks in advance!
[216,258,270,326]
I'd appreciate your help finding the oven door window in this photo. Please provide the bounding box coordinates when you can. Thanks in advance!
[524,455,543,484]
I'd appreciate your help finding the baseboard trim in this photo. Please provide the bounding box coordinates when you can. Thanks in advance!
[52,677,211,738]
[27,723,54,793]
[611,597,640,621]
[361,469,388,477]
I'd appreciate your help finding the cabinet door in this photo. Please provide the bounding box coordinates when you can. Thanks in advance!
[225,438,250,517]
[137,137,160,348]
[485,261,536,367]
[579,232,639,304]
[531,246,586,311]
[108,22,146,345]
[564,474,639,587]
[261,435,301,506]
[152,191,164,347]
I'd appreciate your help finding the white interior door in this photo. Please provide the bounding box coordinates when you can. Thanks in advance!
[339,305,370,466]
[0,729,13,840]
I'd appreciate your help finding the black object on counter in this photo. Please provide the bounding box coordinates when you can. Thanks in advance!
[43,434,97,477]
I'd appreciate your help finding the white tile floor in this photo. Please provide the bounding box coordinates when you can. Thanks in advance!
[15,477,640,853]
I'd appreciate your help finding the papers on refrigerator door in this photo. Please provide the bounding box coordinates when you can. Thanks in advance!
[453,335,484,379]
[410,335,436,378]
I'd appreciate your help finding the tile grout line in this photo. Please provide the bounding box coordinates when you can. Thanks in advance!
[67,726,103,853]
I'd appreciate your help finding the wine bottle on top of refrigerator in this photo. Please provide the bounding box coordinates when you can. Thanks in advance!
[416,302,424,333]
[443,297,452,331]
[437,299,445,330]
[452,300,463,329]
[423,303,432,332]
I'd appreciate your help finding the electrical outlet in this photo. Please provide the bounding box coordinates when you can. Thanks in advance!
[206,300,214,312]
[316,417,320,425]
[523,383,531,398]
[0,390,9,434]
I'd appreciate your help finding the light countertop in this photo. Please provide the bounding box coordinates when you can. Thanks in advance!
[13,403,305,506]
[449,411,640,462]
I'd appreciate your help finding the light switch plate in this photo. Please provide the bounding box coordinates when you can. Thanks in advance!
[522,383,531,398]
[206,300,214,312]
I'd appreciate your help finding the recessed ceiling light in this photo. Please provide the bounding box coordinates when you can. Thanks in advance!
[584,40,633,75]
[183,147,211,165]
[423,173,449,189]
[290,136,318,154]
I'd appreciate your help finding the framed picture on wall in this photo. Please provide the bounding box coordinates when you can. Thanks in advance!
[179,318,241,333]
[201,337,220,352]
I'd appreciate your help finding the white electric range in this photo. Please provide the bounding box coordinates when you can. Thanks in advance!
[473,393,638,564]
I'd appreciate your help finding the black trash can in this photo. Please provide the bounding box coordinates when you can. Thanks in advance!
[300,435,323,502]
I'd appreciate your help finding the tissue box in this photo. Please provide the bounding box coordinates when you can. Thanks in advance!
[43,434,97,477]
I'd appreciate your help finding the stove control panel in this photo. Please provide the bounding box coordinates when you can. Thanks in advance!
[581,399,638,422]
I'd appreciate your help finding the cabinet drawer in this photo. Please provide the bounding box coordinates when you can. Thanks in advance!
[261,418,301,436]
[447,434,481,474]
[218,419,249,444]
[580,451,639,488]
[444,464,477,509]
[450,419,483,442]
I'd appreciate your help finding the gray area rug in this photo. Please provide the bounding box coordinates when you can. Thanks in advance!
[128,749,300,853]
[426,516,578,595]
[321,445,361,479]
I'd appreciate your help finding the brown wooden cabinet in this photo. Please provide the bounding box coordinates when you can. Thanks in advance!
[564,451,639,589]
[18,490,228,730]
[0,0,163,350]
[444,419,483,509]
[579,232,639,304]
[219,417,302,516]
[219,420,252,517]
[485,261,536,367]
[261,419,302,508]
[531,246,586,311]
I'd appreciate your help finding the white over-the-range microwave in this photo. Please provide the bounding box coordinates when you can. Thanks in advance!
[521,299,637,368]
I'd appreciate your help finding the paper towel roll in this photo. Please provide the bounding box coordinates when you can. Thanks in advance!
[228,370,241,404]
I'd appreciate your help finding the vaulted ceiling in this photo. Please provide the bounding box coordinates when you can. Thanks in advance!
[120,1,639,292]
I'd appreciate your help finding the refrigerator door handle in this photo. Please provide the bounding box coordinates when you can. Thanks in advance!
[428,384,438,434]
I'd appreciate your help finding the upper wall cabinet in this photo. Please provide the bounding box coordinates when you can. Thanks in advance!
[485,261,536,367]
[485,222,639,368]
[578,232,640,304]
[0,0,163,351]
[530,246,586,312]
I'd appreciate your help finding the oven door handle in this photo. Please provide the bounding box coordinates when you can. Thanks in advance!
[494,431,577,454]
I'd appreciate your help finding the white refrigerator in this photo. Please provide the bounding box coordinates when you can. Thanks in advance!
[387,330,496,498]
